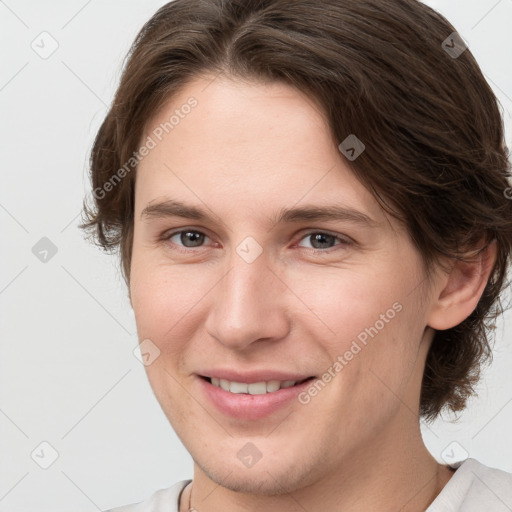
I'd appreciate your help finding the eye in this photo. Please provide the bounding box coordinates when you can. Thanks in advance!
[297,231,351,251]
[166,229,211,248]
[161,228,351,253]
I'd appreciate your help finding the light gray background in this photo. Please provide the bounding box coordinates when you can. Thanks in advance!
[1,1,511,511]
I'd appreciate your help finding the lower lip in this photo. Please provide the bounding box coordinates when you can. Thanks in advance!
[198,376,315,420]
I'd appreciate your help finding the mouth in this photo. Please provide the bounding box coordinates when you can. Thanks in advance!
[199,375,315,394]
[197,375,317,420]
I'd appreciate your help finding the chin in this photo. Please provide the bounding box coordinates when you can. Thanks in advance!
[202,465,304,496]
[192,444,325,497]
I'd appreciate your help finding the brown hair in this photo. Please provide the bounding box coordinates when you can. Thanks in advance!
[80,0,512,421]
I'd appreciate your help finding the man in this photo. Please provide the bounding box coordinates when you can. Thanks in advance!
[80,0,512,510]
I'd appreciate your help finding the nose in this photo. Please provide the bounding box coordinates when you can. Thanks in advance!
[205,247,290,352]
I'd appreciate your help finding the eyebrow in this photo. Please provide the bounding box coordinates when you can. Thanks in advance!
[140,199,379,228]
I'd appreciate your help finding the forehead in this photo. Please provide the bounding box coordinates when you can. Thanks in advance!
[135,75,387,228]
[142,74,332,164]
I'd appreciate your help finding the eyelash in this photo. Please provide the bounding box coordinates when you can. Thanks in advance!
[159,228,352,254]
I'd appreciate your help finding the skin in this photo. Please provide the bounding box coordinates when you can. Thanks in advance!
[128,75,496,511]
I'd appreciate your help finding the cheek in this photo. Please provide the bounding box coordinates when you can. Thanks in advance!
[286,266,405,350]
[129,258,213,354]
[294,266,421,401]
[129,261,208,414]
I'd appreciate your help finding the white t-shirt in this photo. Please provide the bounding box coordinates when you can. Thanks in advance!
[105,458,512,511]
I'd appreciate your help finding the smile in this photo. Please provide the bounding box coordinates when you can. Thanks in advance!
[206,376,313,394]
[198,375,316,420]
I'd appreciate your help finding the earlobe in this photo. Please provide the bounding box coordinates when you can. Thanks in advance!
[427,239,497,331]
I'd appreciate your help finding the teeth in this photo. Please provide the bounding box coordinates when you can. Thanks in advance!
[265,380,280,392]
[248,382,267,395]
[209,377,300,394]
[230,381,248,393]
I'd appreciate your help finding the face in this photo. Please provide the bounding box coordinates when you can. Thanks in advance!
[129,75,436,495]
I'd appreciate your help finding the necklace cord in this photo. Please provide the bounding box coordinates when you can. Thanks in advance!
[188,482,193,511]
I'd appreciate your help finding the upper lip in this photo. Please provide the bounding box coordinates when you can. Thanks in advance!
[198,369,315,384]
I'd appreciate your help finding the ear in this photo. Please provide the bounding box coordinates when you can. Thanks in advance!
[427,239,497,330]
